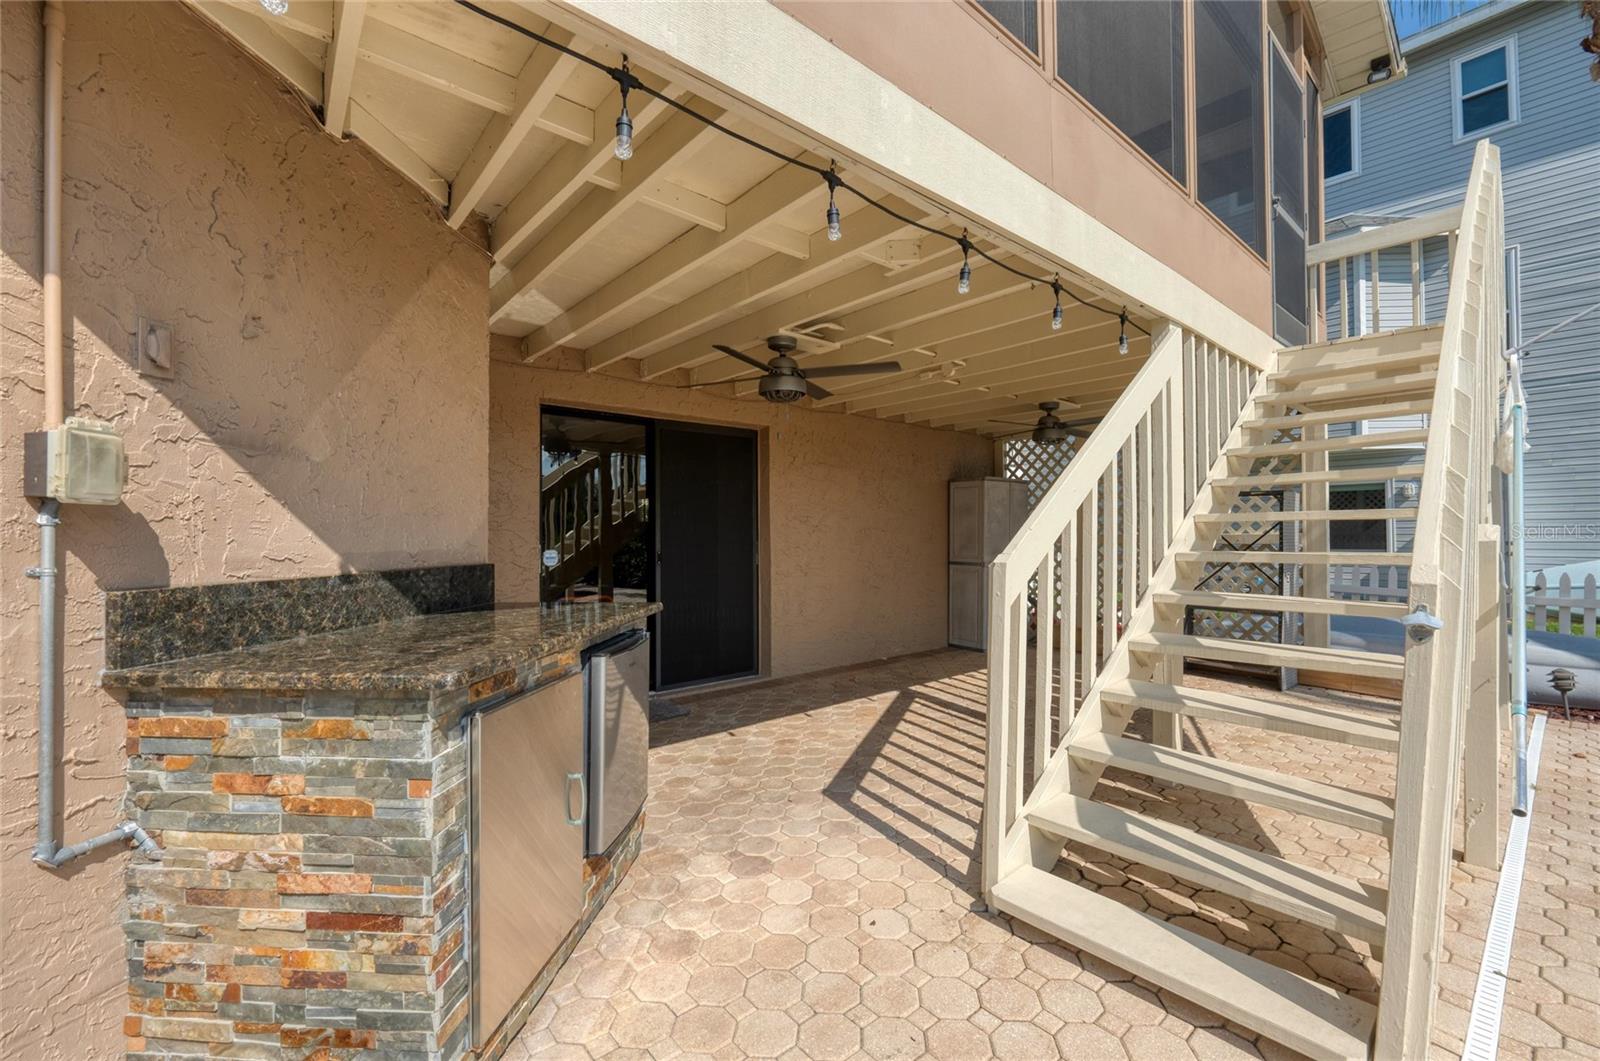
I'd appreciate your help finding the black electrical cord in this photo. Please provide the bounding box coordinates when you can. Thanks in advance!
[450,0,1150,337]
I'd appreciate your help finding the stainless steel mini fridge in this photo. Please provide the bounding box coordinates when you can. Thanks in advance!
[584,629,650,856]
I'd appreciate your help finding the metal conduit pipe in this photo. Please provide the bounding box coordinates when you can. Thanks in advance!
[30,0,161,869]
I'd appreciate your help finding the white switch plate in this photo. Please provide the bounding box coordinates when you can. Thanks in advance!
[134,316,175,379]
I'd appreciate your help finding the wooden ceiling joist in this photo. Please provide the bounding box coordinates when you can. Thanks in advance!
[609,207,928,376]
[490,104,726,323]
[321,0,366,136]
[489,80,675,267]
[448,27,584,226]
[908,368,1140,428]
[523,165,825,361]
[831,310,1133,412]
[865,341,1144,420]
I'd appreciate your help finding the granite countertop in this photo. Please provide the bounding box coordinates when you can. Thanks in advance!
[101,601,660,694]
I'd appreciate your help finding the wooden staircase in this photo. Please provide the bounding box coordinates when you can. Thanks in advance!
[983,144,1506,1061]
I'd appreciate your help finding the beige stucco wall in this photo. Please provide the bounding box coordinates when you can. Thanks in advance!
[489,341,994,679]
[0,4,489,1058]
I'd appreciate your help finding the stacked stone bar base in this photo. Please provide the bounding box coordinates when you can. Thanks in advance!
[121,661,645,1059]
[123,686,469,1059]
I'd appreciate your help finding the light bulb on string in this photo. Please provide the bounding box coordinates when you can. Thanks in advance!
[1118,311,1130,356]
[1050,280,1064,331]
[613,60,634,161]
[825,166,842,241]
[956,233,972,295]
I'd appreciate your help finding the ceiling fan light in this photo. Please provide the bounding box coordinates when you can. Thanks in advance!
[757,373,808,403]
[1032,421,1070,446]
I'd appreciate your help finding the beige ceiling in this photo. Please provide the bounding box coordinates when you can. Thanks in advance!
[186,0,1156,437]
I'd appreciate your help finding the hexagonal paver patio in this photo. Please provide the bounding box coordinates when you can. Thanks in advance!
[505,650,1598,1060]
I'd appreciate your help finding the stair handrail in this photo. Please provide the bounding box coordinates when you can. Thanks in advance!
[983,323,1260,898]
[1374,139,1504,1058]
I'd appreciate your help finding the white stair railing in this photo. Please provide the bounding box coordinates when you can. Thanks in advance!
[1375,139,1505,1058]
[981,323,1261,897]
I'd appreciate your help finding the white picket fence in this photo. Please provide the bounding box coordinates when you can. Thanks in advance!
[1529,572,1600,638]
[1328,563,1599,637]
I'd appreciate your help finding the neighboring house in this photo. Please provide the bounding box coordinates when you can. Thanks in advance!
[1321,0,1600,574]
[4,3,1535,1061]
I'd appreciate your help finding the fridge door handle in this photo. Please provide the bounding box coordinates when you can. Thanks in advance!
[564,771,586,827]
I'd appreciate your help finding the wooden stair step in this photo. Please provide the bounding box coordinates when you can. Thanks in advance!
[1213,465,1421,489]
[1263,371,1438,407]
[1230,429,1429,458]
[1070,732,1395,835]
[1027,794,1388,944]
[1101,679,1401,750]
[1153,588,1408,620]
[991,866,1377,1061]
[1276,323,1444,362]
[1268,346,1441,386]
[1175,549,1411,566]
[1196,508,1419,524]
[1243,398,1433,432]
[1129,631,1406,680]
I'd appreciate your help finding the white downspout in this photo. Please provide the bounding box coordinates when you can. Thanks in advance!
[30,0,161,869]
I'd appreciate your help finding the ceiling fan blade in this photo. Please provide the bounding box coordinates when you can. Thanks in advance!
[713,344,773,373]
[674,374,766,389]
[800,361,903,379]
[805,380,833,400]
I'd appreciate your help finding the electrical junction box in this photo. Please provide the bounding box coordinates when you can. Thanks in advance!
[23,417,128,504]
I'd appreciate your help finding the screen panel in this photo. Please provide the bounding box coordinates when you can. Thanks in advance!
[1195,0,1266,255]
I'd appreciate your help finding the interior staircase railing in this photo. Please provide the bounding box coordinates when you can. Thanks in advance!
[981,322,1264,896]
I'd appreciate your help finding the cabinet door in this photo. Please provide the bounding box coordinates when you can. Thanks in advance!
[949,565,989,649]
[472,673,585,1049]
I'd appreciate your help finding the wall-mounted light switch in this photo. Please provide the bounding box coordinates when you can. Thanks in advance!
[134,317,175,379]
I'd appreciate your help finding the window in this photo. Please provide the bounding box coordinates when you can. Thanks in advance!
[1453,38,1518,140]
[1329,484,1389,551]
[1322,100,1358,181]
[1056,1,1187,184]
[1195,0,1267,255]
[975,0,1040,54]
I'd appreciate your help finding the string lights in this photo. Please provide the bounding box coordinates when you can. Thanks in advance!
[452,0,1152,347]
[613,59,634,160]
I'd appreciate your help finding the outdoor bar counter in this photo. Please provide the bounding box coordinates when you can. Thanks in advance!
[101,564,658,1060]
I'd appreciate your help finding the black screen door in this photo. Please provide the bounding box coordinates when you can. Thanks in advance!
[654,423,758,688]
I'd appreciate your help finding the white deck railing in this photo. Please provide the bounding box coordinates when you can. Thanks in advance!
[1374,140,1505,1058]
[980,323,1262,895]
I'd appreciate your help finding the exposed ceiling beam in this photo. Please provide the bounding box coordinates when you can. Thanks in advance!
[322,0,367,136]
[490,104,726,324]
[346,99,449,204]
[489,80,675,266]
[863,339,1147,420]
[448,27,583,227]
[909,367,1141,427]
[624,210,945,378]
[523,165,823,361]
[715,260,1042,392]
[190,1,323,101]
[834,308,1129,411]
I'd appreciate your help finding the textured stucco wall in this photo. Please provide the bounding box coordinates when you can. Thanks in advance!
[0,4,489,1058]
[489,341,994,679]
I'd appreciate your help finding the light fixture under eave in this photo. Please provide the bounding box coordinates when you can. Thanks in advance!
[825,166,842,241]
[956,232,972,295]
[1117,310,1130,356]
[1030,402,1072,447]
[1366,56,1393,85]
[259,0,289,14]
[613,60,635,160]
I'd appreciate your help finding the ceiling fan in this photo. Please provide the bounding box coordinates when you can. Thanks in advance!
[977,401,1086,445]
[686,335,902,403]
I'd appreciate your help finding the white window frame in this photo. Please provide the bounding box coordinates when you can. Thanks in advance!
[1452,36,1519,143]
[1322,97,1360,185]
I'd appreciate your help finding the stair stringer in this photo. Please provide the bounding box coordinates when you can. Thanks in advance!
[1006,353,1283,877]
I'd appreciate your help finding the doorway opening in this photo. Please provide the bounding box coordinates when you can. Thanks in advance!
[539,407,759,690]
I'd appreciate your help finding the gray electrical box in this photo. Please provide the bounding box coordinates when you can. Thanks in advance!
[23,417,128,505]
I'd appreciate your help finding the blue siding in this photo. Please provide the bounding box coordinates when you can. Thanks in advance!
[1324,1,1600,570]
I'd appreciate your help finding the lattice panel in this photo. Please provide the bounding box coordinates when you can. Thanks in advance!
[1004,436,1080,507]
[1188,489,1293,643]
